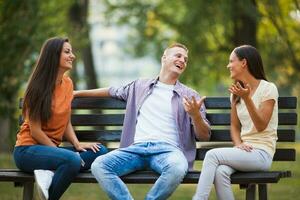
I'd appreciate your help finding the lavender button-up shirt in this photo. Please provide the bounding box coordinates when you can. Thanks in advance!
[108,78,210,170]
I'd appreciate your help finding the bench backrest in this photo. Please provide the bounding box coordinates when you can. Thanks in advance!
[19,97,297,161]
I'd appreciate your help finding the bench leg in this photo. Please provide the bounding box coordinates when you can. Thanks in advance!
[258,184,268,200]
[23,182,34,200]
[246,184,256,200]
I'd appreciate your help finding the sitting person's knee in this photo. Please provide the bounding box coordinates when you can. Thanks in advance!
[215,165,232,178]
[205,149,219,160]
[65,154,82,172]
[97,144,109,154]
[167,159,188,177]
[91,157,104,171]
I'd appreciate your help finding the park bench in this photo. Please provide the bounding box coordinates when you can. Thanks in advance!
[0,96,297,200]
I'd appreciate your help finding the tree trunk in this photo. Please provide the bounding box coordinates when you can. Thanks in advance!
[232,0,257,46]
[0,117,10,152]
[69,0,98,89]
[82,45,98,89]
[70,60,79,90]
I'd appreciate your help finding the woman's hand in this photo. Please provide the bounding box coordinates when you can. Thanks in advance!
[235,143,253,152]
[74,143,101,153]
[228,82,251,100]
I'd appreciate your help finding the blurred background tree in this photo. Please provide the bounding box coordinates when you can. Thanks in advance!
[0,0,299,152]
[0,0,97,152]
[101,0,300,95]
[0,0,72,152]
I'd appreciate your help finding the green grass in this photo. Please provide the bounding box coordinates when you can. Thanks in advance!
[1,143,300,200]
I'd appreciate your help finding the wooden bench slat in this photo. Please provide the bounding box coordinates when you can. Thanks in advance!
[75,130,122,141]
[0,169,291,184]
[71,114,124,126]
[66,97,298,109]
[196,148,295,161]
[206,113,297,125]
[209,129,295,142]
[20,113,298,126]
[272,148,296,161]
[75,129,295,142]
[52,147,295,161]
[203,97,297,109]
[19,97,297,110]
[69,113,297,126]
[230,171,290,184]
[277,97,297,109]
[72,97,126,109]
[0,170,33,182]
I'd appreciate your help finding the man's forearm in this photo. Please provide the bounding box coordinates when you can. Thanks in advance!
[74,88,110,97]
[191,113,211,141]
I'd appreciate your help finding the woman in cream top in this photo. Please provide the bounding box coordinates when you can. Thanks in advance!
[193,45,278,200]
[237,79,278,157]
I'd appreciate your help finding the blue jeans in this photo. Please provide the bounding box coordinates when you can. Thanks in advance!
[14,144,108,200]
[91,142,188,200]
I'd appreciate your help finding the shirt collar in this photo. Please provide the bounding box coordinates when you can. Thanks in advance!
[150,76,184,96]
[150,76,159,86]
[173,80,185,96]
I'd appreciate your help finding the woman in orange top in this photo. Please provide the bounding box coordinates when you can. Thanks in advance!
[13,37,108,200]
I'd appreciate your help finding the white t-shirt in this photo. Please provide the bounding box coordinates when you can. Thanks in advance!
[235,80,278,157]
[134,81,180,147]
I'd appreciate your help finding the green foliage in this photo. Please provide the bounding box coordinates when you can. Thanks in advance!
[0,0,71,113]
[101,0,300,97]
[257,0,300,95]
[0,0,74,146]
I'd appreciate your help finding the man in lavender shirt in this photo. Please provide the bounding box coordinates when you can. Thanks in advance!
[74,43,211,200]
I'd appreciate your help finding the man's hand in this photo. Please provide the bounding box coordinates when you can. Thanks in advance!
[182,96,206,118]
[73,90,79,97]
[183,95,210,140]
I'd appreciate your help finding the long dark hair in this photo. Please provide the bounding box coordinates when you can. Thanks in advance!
[23,37,69,123]
[232,45,267,104]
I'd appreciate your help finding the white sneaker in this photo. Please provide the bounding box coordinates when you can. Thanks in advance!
[34,170,54,200]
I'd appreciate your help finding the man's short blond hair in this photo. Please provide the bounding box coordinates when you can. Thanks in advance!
[165,43,188,53]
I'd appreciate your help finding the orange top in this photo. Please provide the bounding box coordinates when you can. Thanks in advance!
[16,76,73,146]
